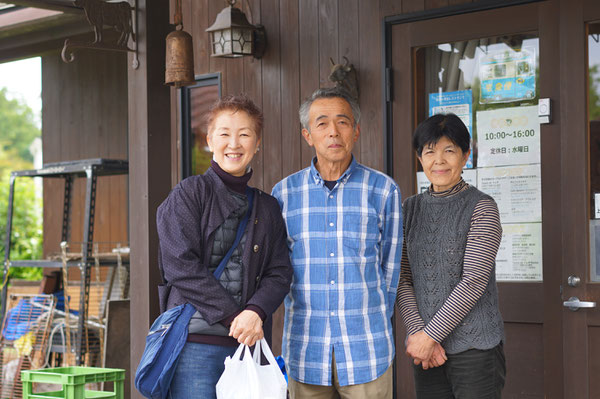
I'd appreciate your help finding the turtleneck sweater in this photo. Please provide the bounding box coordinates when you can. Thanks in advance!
[211,160,252,194]
[396,178,503,345]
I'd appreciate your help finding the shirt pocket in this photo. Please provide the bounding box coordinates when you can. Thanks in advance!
[342,212,379,254]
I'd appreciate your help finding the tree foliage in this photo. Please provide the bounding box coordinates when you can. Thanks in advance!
[0,88,39,162]
[0,88,42,280]
[590,65,600,121]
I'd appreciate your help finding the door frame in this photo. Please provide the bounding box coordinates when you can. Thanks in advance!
[381,1,567,397]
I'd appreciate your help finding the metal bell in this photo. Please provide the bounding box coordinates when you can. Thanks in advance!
[165,28,195,87]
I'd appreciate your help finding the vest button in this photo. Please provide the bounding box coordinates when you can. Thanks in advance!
[256,276,260,283]
[254,218,258,224]
[253,244,259,252]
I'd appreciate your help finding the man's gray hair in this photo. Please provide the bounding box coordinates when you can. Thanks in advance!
[299,87,361,131]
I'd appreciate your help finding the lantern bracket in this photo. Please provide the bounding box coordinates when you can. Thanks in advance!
[61,0,139,69]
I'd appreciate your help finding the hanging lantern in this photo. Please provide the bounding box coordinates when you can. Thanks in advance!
[206,0,266,59]
[165,0,195,87]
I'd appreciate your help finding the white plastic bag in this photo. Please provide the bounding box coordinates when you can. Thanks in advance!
[216,339,287,399]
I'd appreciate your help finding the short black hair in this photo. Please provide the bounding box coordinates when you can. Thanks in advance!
[413,113,470,156]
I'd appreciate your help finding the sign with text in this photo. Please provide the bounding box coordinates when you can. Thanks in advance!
[496,223,543,281]
[477,164,541,223]
[477,105,540,167]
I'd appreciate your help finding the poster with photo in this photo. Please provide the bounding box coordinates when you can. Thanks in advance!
[479,46,536,104]
[496,223,543,281]
[477,164,541,223]
[429,90,474,168]
[477,105,540,167]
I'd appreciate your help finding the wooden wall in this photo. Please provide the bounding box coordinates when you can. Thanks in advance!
[41,50,128,258]
[173,0,477,190]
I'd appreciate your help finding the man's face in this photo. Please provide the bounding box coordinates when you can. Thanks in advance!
[302,97,359,167]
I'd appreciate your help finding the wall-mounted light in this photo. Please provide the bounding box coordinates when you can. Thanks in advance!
[206,0,266,59]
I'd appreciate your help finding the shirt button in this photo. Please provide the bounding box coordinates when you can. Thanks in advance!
[330,311,335,316]
[253,245,259,253]
[329,222,334,227]
[329,195,334,199]
[330,280,335,285]
[329,253,334,257]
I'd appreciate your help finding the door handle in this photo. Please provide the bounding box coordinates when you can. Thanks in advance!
[563,297,597,311]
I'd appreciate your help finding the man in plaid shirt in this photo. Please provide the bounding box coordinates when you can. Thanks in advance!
[272,87,402,398]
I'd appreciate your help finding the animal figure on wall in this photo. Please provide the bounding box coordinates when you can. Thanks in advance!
[74,0,135,46]
[329,56,359,100]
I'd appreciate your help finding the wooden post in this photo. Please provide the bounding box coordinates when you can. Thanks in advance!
[127,1,171,398]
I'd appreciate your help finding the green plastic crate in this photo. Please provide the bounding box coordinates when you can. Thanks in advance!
[20,367,125,399]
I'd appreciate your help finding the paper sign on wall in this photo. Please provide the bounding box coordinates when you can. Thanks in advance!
[477,105,540,167]
[496,223,543,281]
[477,164,541,223]
[479,46,536,104]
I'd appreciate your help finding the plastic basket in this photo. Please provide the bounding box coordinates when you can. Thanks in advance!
[20,367,125,399]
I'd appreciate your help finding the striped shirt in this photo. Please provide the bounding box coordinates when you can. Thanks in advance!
[272,157,402,386]
[396,179,502,343]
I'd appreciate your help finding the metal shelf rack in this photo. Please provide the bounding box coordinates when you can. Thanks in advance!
[0,158,128,366]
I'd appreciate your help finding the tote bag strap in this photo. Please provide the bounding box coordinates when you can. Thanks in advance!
[213,187,255,280]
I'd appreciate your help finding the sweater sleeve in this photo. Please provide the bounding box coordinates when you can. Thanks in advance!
[396,235,426,336]
[423,198,502,343]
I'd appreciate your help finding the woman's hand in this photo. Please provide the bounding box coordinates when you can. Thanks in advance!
[229,310,264,346]
[406,330,437,364]
[419,343,447,369]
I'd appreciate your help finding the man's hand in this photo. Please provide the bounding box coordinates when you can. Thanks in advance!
[406,331,437,364]
[229,310,264,346]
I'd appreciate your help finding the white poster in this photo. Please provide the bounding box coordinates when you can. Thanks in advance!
[496,223,543,281]
[477,164,541,223]
[417,169,477,194]
[477,105,540,167]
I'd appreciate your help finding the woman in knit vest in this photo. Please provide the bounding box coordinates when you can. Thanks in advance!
[396,113,506,398]
[156,95,293,398]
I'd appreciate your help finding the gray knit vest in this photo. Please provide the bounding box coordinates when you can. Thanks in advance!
[404,186,504,354]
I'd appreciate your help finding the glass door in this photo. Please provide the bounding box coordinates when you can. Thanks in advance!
[388,3,559,397]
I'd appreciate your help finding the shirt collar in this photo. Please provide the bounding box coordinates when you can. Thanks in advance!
[309,155,357,187]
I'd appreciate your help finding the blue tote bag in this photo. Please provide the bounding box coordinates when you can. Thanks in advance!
[134,303,196,399]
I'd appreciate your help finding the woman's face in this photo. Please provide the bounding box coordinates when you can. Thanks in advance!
[418,135,470,192]
[207,110,260,177]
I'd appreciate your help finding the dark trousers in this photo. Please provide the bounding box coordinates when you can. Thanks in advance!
[413,343,506,399]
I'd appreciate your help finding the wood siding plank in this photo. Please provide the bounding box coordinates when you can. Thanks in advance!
[298,0,320,167]
[260,0,282,192]
[425,0,449,10]
[318,0,338,88]
[355,0,382,171]
[402,0,425,14]
[193,0,210,75]
[279,0,302,178]
[338,0,360,163]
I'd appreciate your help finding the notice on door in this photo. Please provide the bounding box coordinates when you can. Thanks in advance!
[477,105,540,167]
[477,164,541,223]
[496,223,543,281]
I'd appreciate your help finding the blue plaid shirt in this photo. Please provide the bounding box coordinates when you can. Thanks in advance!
[271,157,402,386]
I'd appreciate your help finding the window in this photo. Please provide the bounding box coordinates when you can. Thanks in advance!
[180,74,221,178]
